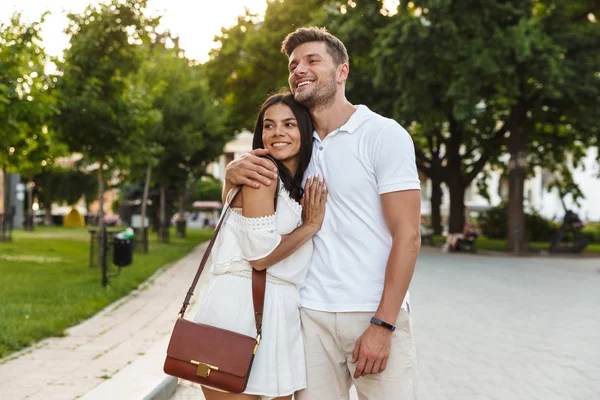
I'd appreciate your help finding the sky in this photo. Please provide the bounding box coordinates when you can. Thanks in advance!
[0,0,268,63]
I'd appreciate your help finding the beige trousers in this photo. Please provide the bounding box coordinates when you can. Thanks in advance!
[295,308,418,400]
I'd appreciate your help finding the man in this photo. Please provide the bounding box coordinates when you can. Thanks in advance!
[224,27,421,399]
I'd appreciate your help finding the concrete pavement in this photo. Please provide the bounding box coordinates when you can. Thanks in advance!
[411,250,600,400]
[170,249,600,400]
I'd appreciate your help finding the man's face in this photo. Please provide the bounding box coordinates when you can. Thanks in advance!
[288,41,339,109]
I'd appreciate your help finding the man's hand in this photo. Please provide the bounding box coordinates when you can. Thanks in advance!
[225,148,278,189]
[351,323,393,378]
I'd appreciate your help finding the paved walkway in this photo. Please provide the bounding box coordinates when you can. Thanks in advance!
[413,250,600,400]
[2,245,599,400]
[174,249,600,400]
[0,242,211,400]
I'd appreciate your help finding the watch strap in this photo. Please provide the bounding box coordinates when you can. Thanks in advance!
[370,316,396,332]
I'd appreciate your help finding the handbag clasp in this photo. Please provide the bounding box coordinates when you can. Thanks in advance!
[190,360,219,378]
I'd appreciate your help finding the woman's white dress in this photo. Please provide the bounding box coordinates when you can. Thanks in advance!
[179,181,312,398]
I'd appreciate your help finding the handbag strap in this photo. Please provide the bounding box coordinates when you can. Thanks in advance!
[179,156,280,337]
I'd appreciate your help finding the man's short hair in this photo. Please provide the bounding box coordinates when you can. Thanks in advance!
[281,26,349,65]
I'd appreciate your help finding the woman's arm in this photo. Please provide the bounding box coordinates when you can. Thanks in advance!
[242,175,327,271]
[249,224,319,271]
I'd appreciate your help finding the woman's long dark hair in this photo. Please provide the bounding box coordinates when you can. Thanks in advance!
[252,91,313,202]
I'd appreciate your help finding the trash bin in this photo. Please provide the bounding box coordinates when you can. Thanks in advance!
[113,228,134,267]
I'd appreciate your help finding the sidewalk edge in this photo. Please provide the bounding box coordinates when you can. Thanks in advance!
[143,376,178,400]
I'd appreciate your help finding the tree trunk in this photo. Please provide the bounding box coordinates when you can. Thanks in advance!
[97,165,106,270]
[447,177,466,234]
[140,163,152,253]
[44,205,52,225]
[26,181,34,231]
[1,167,8,241]
[176,192,186,238]
[445,118,466,235]
[430,178,443,235]
[159,183,168,243]
[507,102,528,254]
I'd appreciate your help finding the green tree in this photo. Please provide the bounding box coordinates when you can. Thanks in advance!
[128,39,228,241]
[370,1,511,236]
[55,0,155,264]
[323,0,599,252]
[0,12,57,237]
[497,0,600,252]
[120,35,165,250]
[34,165,98,225]
[195,176,223,202]
[15,125,66,230]
[206,0,327,132]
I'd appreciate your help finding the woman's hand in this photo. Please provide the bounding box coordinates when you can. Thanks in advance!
[301,175,328,233]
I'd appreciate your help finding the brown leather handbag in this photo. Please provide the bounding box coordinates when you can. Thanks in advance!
[164,177,279,393]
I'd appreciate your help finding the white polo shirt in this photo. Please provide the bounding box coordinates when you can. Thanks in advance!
[300,105,420,313]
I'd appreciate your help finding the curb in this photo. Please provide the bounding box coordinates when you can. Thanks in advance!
[143,376,178,400]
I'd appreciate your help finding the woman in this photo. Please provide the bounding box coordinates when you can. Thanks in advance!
[180,92,326,400]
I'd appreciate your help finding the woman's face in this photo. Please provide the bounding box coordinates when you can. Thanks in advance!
[261,103,302,165]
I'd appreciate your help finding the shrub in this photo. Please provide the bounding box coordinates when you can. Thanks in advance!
[479,202,557,242]
[478,204,508,239]
[526,212,557,242]
[582,223,600,243]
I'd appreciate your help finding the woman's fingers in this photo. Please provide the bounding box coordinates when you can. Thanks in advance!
[304,176,327,207]
[316,176,324,204]
[311,175,321,205]
[304,176,313,206]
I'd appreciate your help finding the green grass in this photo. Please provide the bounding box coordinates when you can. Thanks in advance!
[431,235,600,254]
[0,226,213,359]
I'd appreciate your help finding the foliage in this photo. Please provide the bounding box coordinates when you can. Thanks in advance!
[54,0,156,167]
[205,0,327,132]
[315,0,600,242]
[122,39,229,238]
[478,202,558,242]
[34,166,98,209]
[582,222,600,244]
[195,176,223,202]
[0,12,58,174]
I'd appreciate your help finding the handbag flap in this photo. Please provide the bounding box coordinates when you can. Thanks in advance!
[166,318,257,378]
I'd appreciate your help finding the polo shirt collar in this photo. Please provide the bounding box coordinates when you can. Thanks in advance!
[311,105,373,140]
[339,105,373,133]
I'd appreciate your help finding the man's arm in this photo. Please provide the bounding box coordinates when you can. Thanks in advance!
[352,189,421,378]
[222,149,279,203]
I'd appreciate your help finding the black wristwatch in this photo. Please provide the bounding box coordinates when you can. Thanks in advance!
[370,316,396,332]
